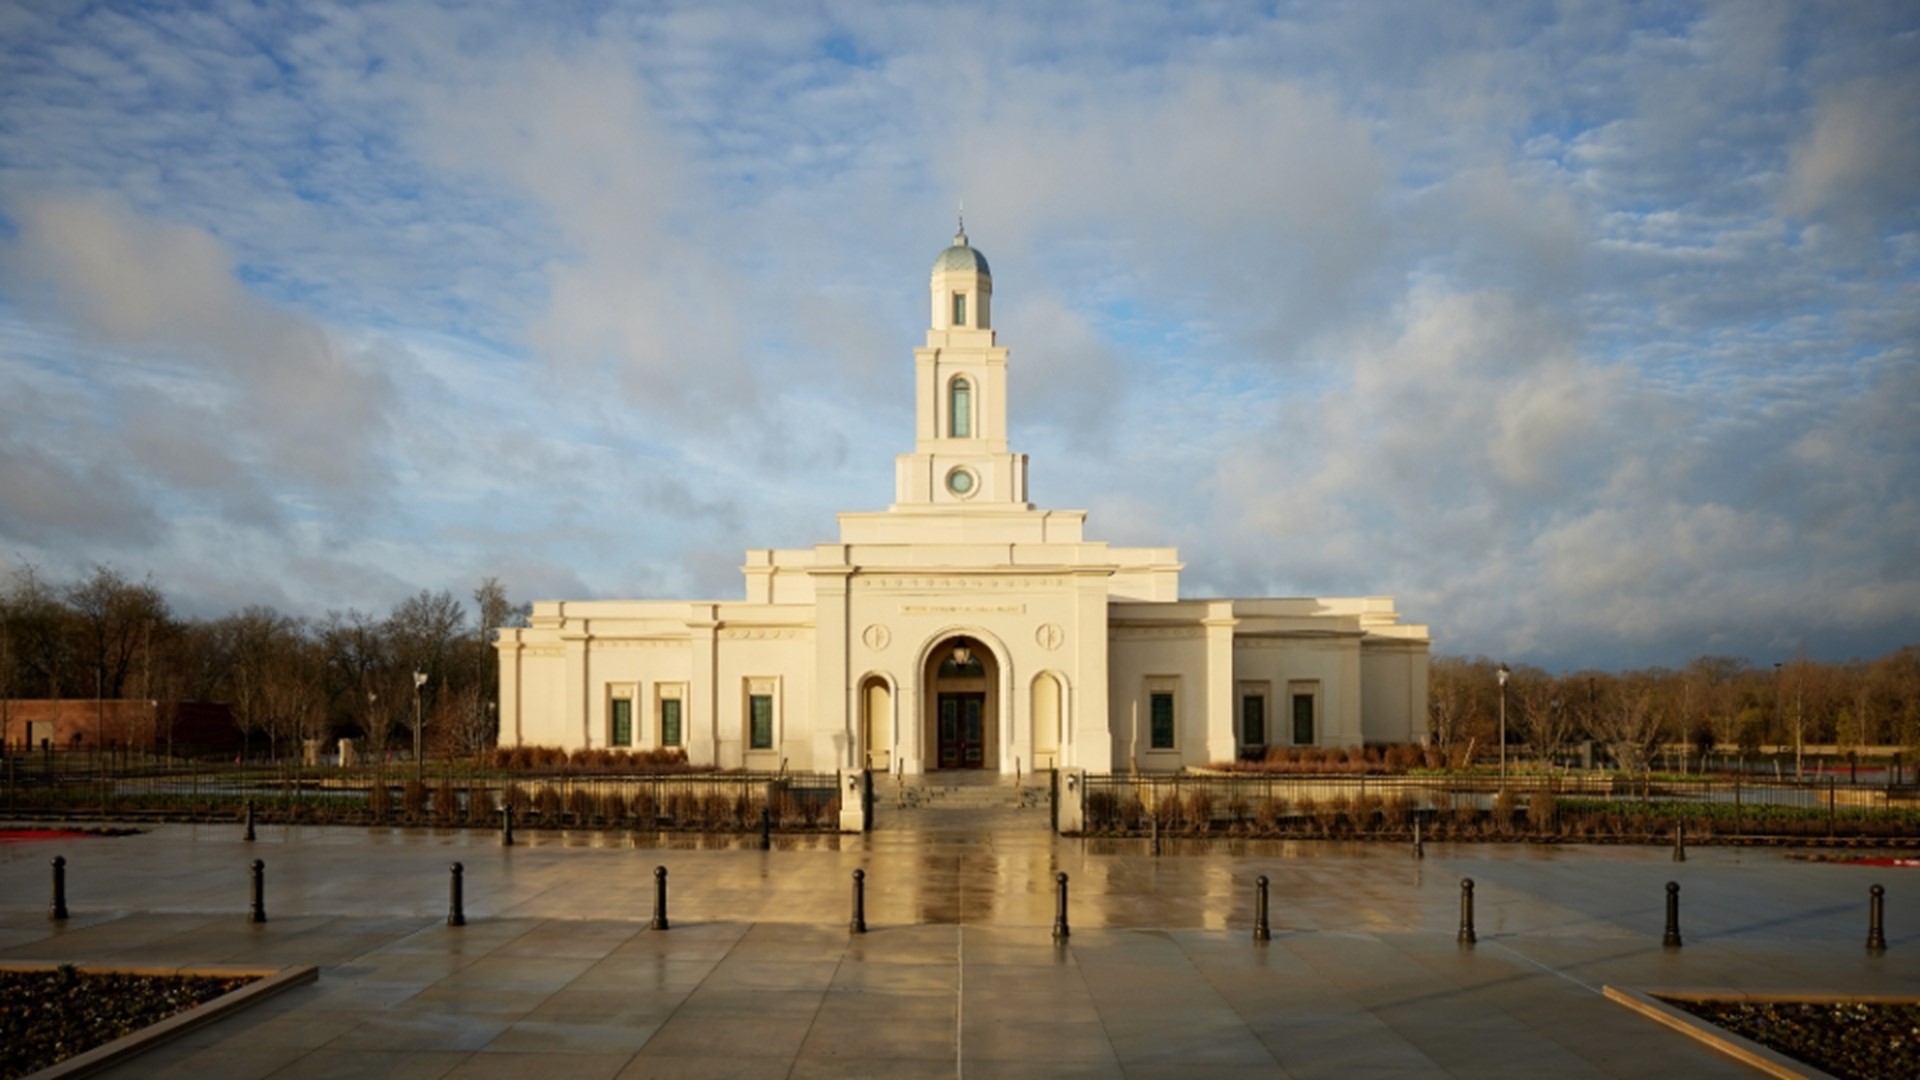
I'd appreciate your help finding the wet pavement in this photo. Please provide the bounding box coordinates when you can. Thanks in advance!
[1,815,1914,1077]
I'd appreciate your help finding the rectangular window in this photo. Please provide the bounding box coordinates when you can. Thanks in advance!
[1150,691,1176,750]
[1292,692,1315,745]
[952,292,967,326]
[749,694,774,750]
[610,698,633,747]
[1241,694,1265,748]
[659,698,682,748]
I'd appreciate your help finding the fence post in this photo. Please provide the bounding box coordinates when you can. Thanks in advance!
[448,862,466,927]
[760,805,772,851]
[249,859,267,924]
[1663,881,1682,948]
[501,804,515,847]
[850,869,867,934]
[1457,878,1476,946]
[1413,818,1424,860]
[1253,874,1271,942]
[49,856,68,921]
[1052,872,1070,942]
[1867,884,1887,955]
[651,866,670,931]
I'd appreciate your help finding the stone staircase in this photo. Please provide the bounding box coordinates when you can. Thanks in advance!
[871,772,1055,831]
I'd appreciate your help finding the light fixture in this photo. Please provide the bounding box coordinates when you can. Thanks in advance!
[952,645,972,667]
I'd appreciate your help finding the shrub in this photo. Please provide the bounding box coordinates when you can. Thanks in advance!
[631,790,657,825]
[1321,793,1350,834]
[567,787,595,823]
[1255,796,1287,832]
[1087,791,1119,828]
[1184,790,1214,832]
[1492,789,1518,829]
[1154,791,1182,826]
[1528,788,1555,832]
[368,782,391,819]
[1295,794,1319,832]
[1351,792,1384,832]
[666,791,699,825]
[503,783,528,812]
[402,780,428,819]
[536,785,562,821]
[600,789,628,822]
[1381,793,1411,829]
[433,779,459,822]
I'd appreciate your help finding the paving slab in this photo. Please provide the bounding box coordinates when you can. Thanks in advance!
[1,820,1914,1077]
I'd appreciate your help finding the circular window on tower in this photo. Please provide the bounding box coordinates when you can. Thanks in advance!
[946,467,978,498]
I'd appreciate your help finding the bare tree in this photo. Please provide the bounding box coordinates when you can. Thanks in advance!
[1520,677,1578,769]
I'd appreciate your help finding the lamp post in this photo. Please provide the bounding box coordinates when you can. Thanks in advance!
[412,671,427,782]
[1497,663,1510,787]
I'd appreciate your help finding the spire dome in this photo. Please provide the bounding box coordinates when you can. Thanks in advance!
[933,215,990,276]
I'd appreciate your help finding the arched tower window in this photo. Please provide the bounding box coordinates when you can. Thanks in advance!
[950,377,972,438]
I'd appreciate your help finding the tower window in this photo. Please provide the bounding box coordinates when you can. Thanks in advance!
[952,292,967,326]
[950,378,972,438]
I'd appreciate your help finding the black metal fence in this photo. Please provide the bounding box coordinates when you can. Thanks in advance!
[0,752,842,832]
[1078,772,1920,841]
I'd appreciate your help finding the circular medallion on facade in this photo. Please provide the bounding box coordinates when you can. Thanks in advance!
[1036,623,1064,650]
[946,467,977,497]
[861,624,891,651]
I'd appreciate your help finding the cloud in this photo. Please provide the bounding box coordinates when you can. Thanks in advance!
[1784,72,1920,230]
[2,194,396,496]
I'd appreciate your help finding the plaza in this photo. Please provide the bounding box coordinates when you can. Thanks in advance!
[2,805,1912,1078]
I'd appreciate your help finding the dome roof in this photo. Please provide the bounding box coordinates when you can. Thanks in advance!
[933,223,990,276]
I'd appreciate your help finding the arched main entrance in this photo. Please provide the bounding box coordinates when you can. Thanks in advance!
[922,635,998,770]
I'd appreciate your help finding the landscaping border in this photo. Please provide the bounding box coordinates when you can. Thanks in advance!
[1602,985,1920,1080]
[0,963,316,1079]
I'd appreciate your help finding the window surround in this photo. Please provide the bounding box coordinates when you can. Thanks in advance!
[1238,680,1270,751]
[1288,680,1320,746]
[656,683,686,749]
[1145,676,1179,752]
[745,677,780,755]
[949,376,973,439]
[607,684,636,748]
[952,291,967,328]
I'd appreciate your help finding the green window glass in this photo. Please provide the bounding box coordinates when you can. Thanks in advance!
[1242,695,1265,747]
[1150,691,1175,750]
[749,693,774,750]
[1292,693,1314,745]
[950,378,972,438]
[952,292,966,326]
[660,698,682,747]
[610,698,632,747]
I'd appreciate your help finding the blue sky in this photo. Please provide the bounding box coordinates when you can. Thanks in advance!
[1,1,1915,670]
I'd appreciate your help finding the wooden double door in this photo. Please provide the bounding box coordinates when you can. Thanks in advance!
[937,693,987,769]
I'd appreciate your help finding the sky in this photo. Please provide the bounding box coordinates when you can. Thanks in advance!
[0,1,1916,672]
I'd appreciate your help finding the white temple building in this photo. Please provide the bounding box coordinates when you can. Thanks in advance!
[496,225,1430,776]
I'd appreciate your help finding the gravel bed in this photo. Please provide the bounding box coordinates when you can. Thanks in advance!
[1672,998,1920,1080]
[0,967,253,1078]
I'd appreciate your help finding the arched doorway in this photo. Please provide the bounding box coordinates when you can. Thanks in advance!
[861,676,892,771]
[922,636,998,770]
[1031,672,1062,771]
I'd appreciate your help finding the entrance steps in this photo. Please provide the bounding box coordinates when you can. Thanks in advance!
[872,772,1055,831]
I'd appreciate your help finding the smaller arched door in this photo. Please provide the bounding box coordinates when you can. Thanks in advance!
[862,677,892,771]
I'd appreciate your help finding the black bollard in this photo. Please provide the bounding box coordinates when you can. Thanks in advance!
[1413,818,1424,860]
[850,869,867,934]
[49,856,68,921]
[1663,881,1682,948]
[651,865,670,931]
[1254,874,1271,942]
[1867,884,1887,955]
[249,859,267,924]
[1457,878,1476,946]
[501,804,514,847]
[1150,813,1161,856]
[760,806,772,851]
[448,862,466,927]
[1672,823,1686,863]
[245,799,256,842]
[1052,871,1070,942]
